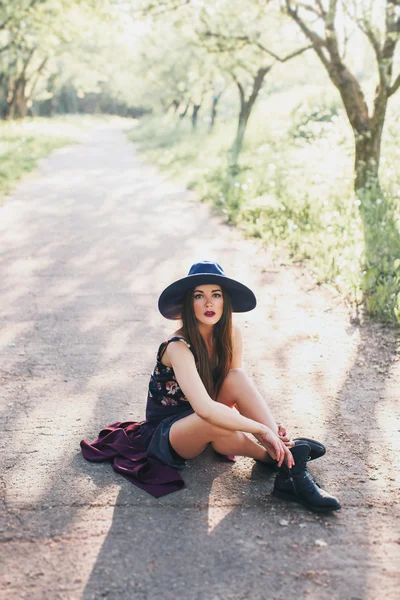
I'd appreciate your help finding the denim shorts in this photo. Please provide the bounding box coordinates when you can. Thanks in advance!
[146,407,194,470]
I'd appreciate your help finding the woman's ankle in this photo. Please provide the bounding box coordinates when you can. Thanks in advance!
[256,451,276,465]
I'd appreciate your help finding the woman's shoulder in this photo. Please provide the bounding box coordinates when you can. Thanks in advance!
[157,331,192,367]
[163,329,191,347]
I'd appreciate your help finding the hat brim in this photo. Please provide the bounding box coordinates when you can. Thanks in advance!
[158,273,256,320]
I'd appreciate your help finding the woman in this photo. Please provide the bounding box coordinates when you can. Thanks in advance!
[81,261,340,512]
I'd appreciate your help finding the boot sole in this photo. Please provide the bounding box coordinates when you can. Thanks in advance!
[272,489,341,513]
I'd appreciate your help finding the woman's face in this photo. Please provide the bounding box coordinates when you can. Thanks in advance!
[192,284,224,326]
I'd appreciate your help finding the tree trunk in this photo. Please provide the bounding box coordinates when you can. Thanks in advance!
[191,103,201,130]
[354,129,381,193]
[209,92,222,133]
[179,100,190,119]
[229,66,271,167]
[5,47,35,119]
[229,108,249,167]
[6,76,28,119]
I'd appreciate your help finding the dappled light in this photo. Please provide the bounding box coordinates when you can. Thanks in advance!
[1,123,399,598]
[1,1,400,599]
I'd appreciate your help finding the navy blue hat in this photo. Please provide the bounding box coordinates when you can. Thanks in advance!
[158,261,257,320]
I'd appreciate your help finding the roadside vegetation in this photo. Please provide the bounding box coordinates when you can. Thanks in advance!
[0,116,119,202]
[0,118,73,201]
[129,86,400,323]
[126,0,400,325]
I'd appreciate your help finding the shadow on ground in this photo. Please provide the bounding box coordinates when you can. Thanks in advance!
[1,125,399,600]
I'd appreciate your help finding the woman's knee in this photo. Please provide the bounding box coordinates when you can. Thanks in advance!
[223,368,249,388]
[217,368,249,403]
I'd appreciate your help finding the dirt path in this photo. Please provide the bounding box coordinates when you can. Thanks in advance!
[0,123,399,600]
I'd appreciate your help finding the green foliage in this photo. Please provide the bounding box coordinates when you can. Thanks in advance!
[0,115,105,201]
[128,90,400,324]
[0,0,126,118]
[288,99,340,141]
[356,186,400,322]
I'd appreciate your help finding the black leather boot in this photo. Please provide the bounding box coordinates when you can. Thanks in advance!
[272,443,341,513]
[292,437,326,461]
[260,437,325,472]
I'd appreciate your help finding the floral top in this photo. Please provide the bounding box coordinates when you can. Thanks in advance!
[145,337,197,423]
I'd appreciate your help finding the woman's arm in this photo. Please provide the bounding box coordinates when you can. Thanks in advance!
[167,341,292,465]
[167,341,266,436]
[167,341,293,466]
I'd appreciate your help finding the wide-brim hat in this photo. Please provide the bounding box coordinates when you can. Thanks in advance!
[158,261,257,320]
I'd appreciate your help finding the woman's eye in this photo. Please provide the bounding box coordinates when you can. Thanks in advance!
[194,294,202,300]
[213,293,221,298]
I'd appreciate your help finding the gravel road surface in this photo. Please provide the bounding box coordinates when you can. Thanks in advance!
[1,124,399,600]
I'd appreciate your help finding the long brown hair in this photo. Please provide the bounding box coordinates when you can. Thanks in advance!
[181,285,233,399]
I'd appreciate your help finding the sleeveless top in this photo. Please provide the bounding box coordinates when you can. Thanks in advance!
[145,336,197,422]
[145,336,221,420]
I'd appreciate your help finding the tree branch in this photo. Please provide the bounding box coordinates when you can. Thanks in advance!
[26,55,48,100]
[229,71,245,108]
[315,0,326,17]
[296,2,323,18]
[285,0,370,132]
[358,21,381,61]
[256,41,312,61]
[284,0,330,70]
[21,46,36,77]
[247,65,272,110]
[134,0,190,17]
[386,0,400,35]
[388,71,400,97]
[201,30,251,53]
[326,0,338,29]
[341,1,382,59]
[202,30,311,63]
[323,0,343,65]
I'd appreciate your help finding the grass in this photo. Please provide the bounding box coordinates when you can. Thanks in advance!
[128,87,400,324]
[0,115,122,203]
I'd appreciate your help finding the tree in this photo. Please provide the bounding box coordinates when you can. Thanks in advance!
[0,0,115,118]
[197,1,310,166]
[209,84,225,132]
[129,20,222,128]
[283,0,400,319]
[283,0,400,195]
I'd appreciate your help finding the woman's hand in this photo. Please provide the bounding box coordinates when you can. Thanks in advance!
[257,426,295,468]
[278,424,295,448]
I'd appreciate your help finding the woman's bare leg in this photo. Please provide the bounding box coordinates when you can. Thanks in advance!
[217,368,279,434]
[169,412,269,462]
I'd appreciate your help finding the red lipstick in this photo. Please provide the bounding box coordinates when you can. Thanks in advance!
[204,311,216,317]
